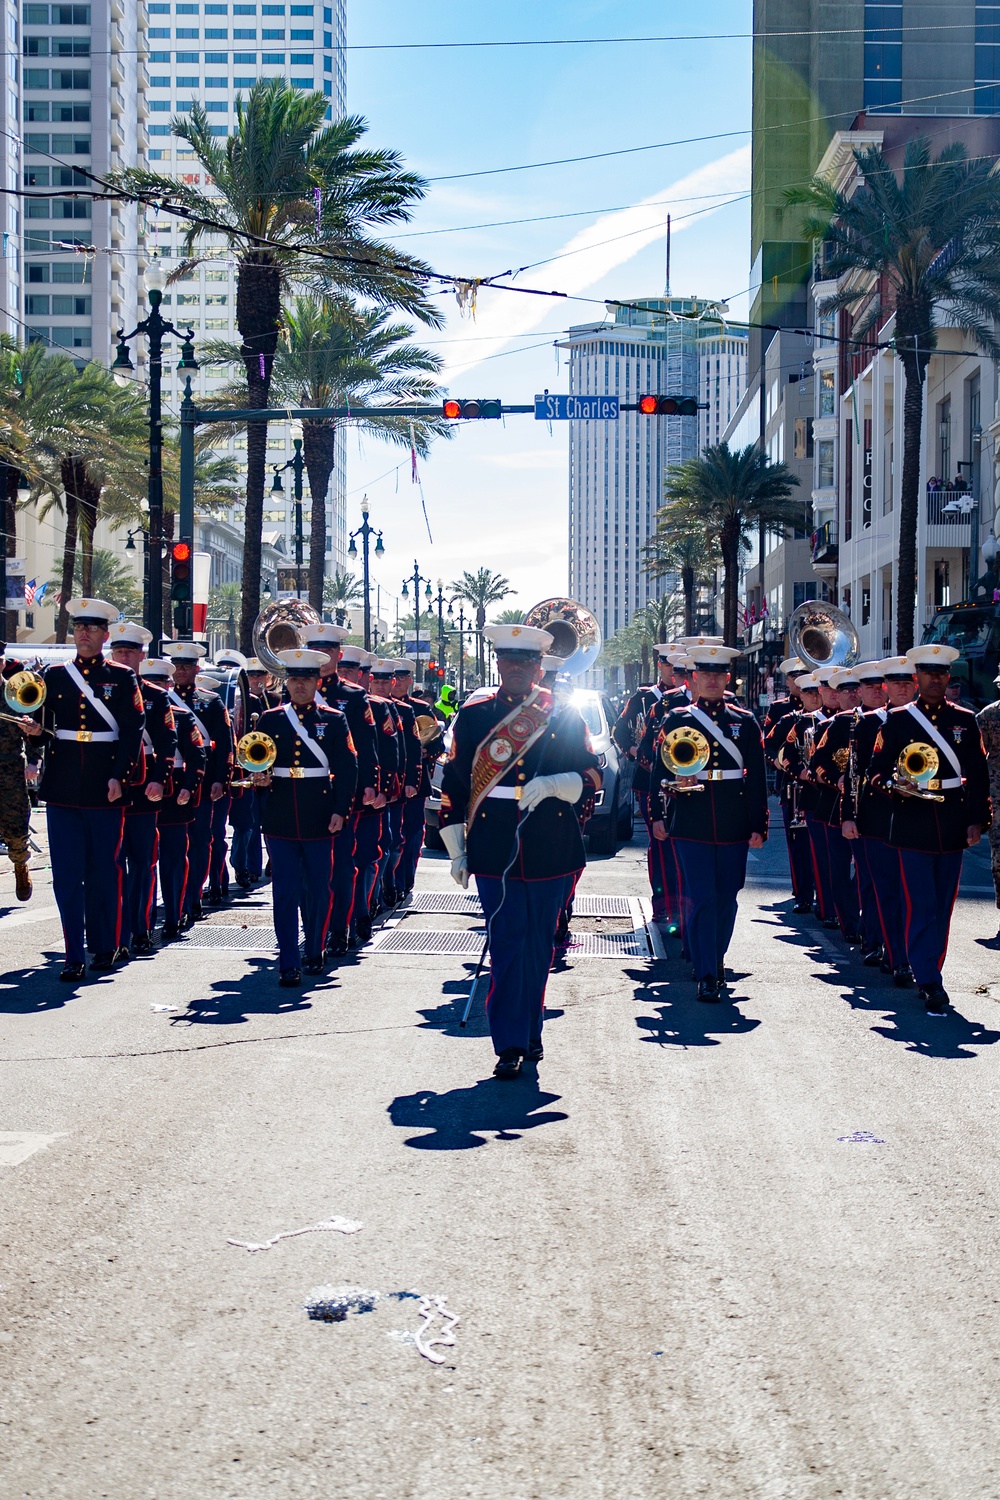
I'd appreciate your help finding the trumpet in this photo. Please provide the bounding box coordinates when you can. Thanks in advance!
[659,725,710,793]
[235,730,277,775]
[0,668,52,734]
[889,741,946,803]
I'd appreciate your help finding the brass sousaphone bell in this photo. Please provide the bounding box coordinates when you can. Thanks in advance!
[788,600,860,670]
[521,597,602,677]
[891,741,945,802]
[660,725,711,792]
[236,730,278,774]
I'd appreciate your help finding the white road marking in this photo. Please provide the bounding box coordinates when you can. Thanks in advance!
[0,1131,67,1165]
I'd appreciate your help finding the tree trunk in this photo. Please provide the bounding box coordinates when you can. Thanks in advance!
[896,350,927,654]
[476,605,486,683]
[721,533,740,647]
[4,464,18,643]
[56,456,80,643]
[640,639,649,683]
[682,564,695,634]
[236,257,282,653]
[302,417,335,615]
[78,471,101,596]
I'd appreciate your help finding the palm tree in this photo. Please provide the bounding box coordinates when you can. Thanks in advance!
[663,444,800,647]
[786,137,1000,651]
[51,548,143,619]
[111,81,440,651]
[491,607,525,625]
[323,567,363,625]
[644,513,719,635]
[449,568,514,682]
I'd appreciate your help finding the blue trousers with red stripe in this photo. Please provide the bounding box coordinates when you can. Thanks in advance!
[330,813,358,932]
[673,838,749,982]
[642,796,677,920]
[209,792,232,890]
[399,794,426,891]
[377,802,404,901]
[898,847,963,988]
[47,804,124,963]
[267,834,333,969]
[350,813,383,938]
[477,872,573,1056]
[157,823,190,929]
[229,790,259,876]
[782,798,814,906]
[184,795,213,914]
[826,823,860,937]
[857,836,906,968]
[805,814,834,921]
[118,811,159,949]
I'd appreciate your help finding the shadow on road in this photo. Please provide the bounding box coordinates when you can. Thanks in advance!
[416,968,491,1038]
[387,1076,568,1150]
[0,951,95,1011]
[626,964,761,1049]
[816,970,1000,1059]
[169,955,345,1026]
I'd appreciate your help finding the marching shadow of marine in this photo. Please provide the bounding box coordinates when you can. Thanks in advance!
[627,963,762,1049]
[418,971,566,1040]
[388,1076,568,1150]
[0,951,94,1012]
[817,970,1000,1060]
[168,955,343,1027]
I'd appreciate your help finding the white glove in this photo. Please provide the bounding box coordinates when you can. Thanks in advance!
[518,772,583,814]
[439,821,470,889]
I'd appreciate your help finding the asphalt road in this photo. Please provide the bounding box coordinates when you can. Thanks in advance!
[2,811,1000,1499]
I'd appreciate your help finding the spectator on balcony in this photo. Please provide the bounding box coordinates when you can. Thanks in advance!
[927,476,941,492]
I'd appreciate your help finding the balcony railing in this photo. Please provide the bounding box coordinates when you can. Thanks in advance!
[926,486,974,525]
[811,521,838,564]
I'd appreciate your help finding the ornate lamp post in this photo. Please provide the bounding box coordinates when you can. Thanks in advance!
[400,561,432,681]
[113,260,198,644]
[347,496,384,649]
[270,422,305,598]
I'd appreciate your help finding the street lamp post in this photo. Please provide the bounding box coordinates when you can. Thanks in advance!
[454,603,467,697]
[400,560,432,682]
[124,524,149,628]
[270,423,305,598]
[113,261,199,644]
[347,496,384,650]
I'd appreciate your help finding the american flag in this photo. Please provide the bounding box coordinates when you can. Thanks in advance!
[23,577,36,607]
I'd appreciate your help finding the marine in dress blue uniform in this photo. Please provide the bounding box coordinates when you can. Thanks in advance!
[840,657,914,983]
[762,657,814,912]
[809,667,864,943]
[440,624,602,1078]
[394,658,445,896]
[162,643,233,925]
[370,658,420,914]
[341,650,397,947]
[865,644,991,1014]
[142,659,207,942]
[108,622,177,957]
[614,643,677,926]
[778,674,838,926]
[298,622,380,947]
[229,656,268,886]
[253,648,359,984]
[27,597,145,980]
[648,643,768,1002]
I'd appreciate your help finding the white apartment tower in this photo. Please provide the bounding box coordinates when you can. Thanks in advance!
[698,327,748,452]
[562,295,728,645]
[143,0,348,585]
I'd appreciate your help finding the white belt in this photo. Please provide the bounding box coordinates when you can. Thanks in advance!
[486,786,520,800]
[698,769,743,782]
[928,777,963,790]
[272,766,329,780]
[54,729,117,743]
[173,752,184,769]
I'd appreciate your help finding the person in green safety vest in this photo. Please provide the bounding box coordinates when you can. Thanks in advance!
[436,683,457,721]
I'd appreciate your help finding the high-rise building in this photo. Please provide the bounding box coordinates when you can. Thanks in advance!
[142,0,348,588]
[562,295,727,651]
[698,327,748,452]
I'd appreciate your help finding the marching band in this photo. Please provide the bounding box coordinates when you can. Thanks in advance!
[0,590,996,1064]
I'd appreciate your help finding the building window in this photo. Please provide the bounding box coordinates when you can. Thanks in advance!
[816,439,834,488]
[934,559,951,607]
[863,3,902,111]
[977,4,1000,112]
[938,397,951,482]
[818,368,835,416]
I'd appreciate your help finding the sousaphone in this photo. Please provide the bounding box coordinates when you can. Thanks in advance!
[521,597,602,677]
[252,598,324,678]
[788,600,860,670]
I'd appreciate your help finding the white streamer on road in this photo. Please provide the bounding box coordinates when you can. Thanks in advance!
[227,1214,362,1251]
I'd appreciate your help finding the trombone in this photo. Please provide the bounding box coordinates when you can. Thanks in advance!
[889,742,946,803]
[659,725,711,793]
[235,730,277,776]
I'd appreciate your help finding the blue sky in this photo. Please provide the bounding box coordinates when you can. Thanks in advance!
[345,2,752,626]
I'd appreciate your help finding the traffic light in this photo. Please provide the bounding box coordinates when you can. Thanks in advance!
[442,398,502,420]
[638,395,699,416]
[170,540,192,602]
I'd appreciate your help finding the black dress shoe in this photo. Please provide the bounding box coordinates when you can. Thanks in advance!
[382,883,398,908]
[161,923,187,943]
[132,934,155,956]
[205,886,223,906]
[892,965,914,988]
[278,967,302,987]
[921,984,950,1015]
[525,1039,544,1062]
[493,1047,522,1079]
[302,955,324,975]
[177,912,193,932]
[89,951,116,971]
[113,945,131,965]
[59,962,86,982]
[716,964,728,987]
[880,957,893,975]
[554,915,570,947]
[235,869,252,891]
[697,977,720,1003]
[821,917,840,930]
[843,931,864,946]
[248,870,263,884]
[862,946,883,967]
[355,914,373,943]
[325,928,349,958]
[792,901,812,914]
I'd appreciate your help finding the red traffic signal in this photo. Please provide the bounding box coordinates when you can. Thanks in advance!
[172,541,191,563]
[170,539,192,602]
[442,397,502,420]
[638,395,699,416]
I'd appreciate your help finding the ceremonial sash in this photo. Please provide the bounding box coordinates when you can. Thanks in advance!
[64,660,120,739]
[905,703,963,784]
[169,689,210,749]
[468,687,552,824]
[282,702,330,772]
[687,704,744,771]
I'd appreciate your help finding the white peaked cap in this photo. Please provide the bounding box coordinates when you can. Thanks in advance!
[370,658,397,674]
[905,644,960,667]
[688,644,741,667]
[678,635,724,648]
[830,668,860,687]
[162,640,208,661]
[797,674,821,689]
[195,673,221,695]
[275,647,327,670]
[338,644,367,666]
[541,654,564,672]
[298,621,349,646]
[855,661,887,681]
[245,657,267,672]
[653,643,675,659]
[812,666,839,684]
[779,657,809,675]
[880,656,917,676]
[395,658,417,674]
[139,658,174,679]
[109,619,152,647]
[483,624,554,653]
[215,648,248,668]
[67,597,118,624]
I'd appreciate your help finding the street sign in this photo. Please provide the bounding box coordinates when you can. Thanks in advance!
[534,393,620,421]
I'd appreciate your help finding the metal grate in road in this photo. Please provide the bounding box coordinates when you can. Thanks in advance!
[181,926,278,950]
[405,891,634,918]
[371,927,650,959]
